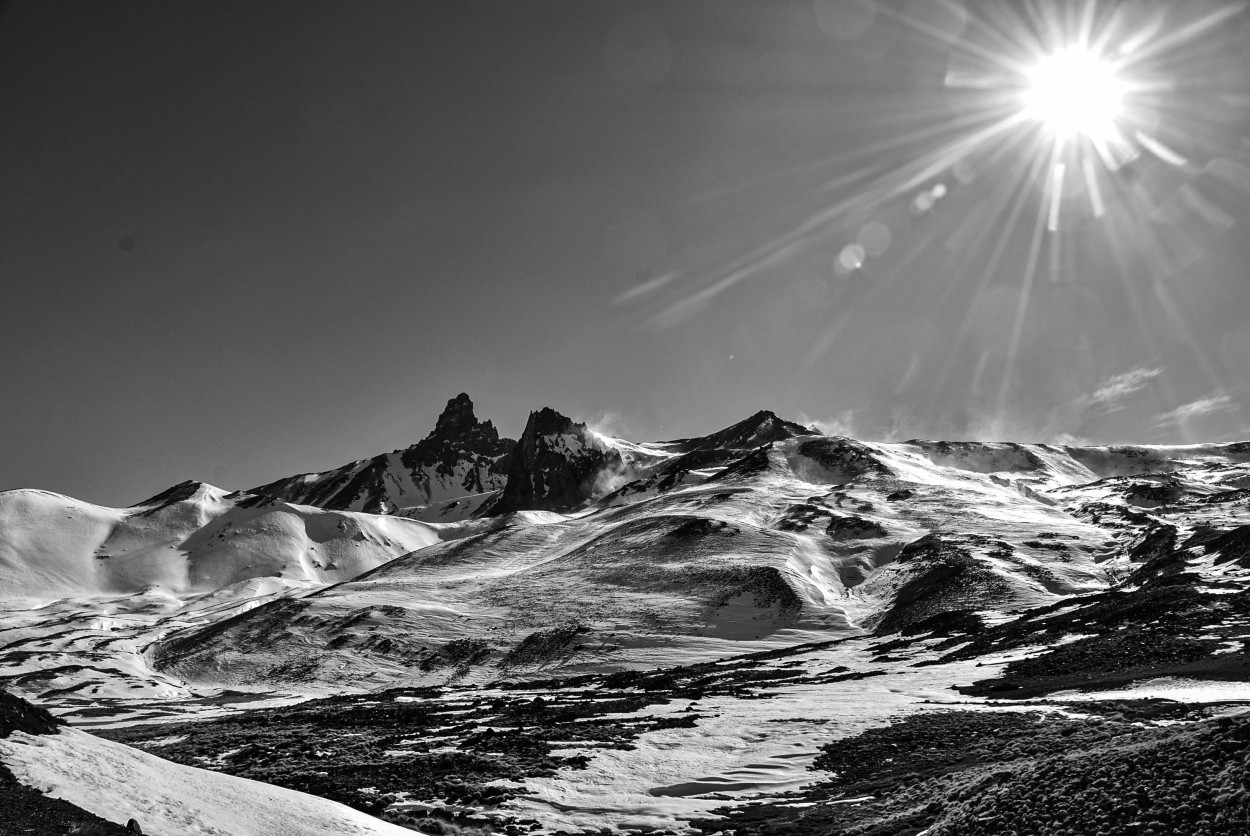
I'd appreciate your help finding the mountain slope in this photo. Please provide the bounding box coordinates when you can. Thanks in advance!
[0,481,442,600]
[154,421,1156,691]
[0,691,414,836]
[250,392,514,514]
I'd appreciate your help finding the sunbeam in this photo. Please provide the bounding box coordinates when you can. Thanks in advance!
[620,0,1250,438]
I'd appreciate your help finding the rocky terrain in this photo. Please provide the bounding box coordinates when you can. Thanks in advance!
[2,397,1250,834]
[251,394,516,517]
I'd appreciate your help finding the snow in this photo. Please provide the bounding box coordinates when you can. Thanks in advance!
[0,727,421,836]
[149,437,1136,693]
[1048,677,1250,703]
[6,428,1250,831]
[0,485,441,600]
[502,643,1002,832]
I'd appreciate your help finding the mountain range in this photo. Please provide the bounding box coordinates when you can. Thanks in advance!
[3,394,1250,835]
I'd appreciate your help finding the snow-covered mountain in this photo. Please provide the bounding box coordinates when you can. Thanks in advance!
[0,480,445,601]
[153,417,1250,693]
[250,392,515,515]
[5,401,1250,836]
[8,402,1250,703]
[600,409,815,503]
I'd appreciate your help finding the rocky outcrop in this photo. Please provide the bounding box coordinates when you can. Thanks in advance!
[871,535,1010,635]
[666,409,814,454]
[250,394,515,513]
[0,689,60,738]
[491,408,621,514]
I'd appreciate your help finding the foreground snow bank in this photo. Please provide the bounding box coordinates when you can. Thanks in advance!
[0,726,419,836]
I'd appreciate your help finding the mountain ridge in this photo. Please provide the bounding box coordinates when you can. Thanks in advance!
[248,393,515,514]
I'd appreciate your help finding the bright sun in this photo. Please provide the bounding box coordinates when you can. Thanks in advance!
[1022,48,1127,143]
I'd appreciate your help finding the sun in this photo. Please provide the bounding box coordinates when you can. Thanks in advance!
[1021,48,1127,144]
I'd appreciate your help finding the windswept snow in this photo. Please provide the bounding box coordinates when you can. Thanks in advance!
[0,483,441,600]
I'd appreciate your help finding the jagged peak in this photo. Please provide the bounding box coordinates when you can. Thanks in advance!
[491,406,618,514]
[522,406,586,439]
[432,393,478,437]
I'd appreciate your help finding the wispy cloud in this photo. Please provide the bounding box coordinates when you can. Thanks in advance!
[586,411,643,441]
[1156,391,1238,427]
[798,410,858,438]
[1086,367,1164,411]
[613,270,681,306]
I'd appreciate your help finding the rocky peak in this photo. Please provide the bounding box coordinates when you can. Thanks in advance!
[492,407,619,514]
[685,409,816,453]
[525,407,579,439]
[248,395,514,514]
[402,394,513,474]
[432,393,482,439]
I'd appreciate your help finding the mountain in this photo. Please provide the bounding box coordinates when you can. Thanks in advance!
[665,409,816,454]
[487,407,624,514]
[5,403,1250,835]
[250,393,514,515]
[152,422,1161,692]
[599,409,817,504]
[0,480,444,600]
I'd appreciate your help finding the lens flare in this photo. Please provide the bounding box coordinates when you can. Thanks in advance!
[617,1,1250,435]
[1022,48,1126,143]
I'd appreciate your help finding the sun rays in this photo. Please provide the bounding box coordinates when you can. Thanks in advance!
[620,0,1250,440]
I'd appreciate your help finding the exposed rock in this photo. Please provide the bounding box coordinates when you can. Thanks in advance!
[250,393,515,513]
[872,536,1010,635]
[1198,524,1250,568]
[664,410,815,454]
[826,514,888,540]
[0,689,60,738]
[492,408,620,513]
[792,437,892,484]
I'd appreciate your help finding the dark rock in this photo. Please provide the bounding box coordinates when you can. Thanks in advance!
[663,410,815,454]
[873,536,1009,635]
[1124,524,1184,586]
[793,437,892,484]
[826,514,888,539]
[0,689,60,738]
[248,393,515,513]
[492,408,620,513]
[1124,479,1183,508]
[1198,524,1250,568]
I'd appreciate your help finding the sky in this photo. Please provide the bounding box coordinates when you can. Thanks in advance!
[3,0,1250,506]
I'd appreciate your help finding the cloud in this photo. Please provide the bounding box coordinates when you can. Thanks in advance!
[1086,367,1164,411]
[586,411,643,441]
[798,410,858,438]
[1156,391,1239,427]
[613,269,680,305]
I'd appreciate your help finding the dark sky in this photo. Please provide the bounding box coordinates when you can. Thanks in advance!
[4,0,1250,506]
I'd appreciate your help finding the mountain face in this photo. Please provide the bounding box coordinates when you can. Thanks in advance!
[0,480,443,599]
[250,393,514,514]
[600,409,818,504]
[489,408,623,514]
[665,409,815,454]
